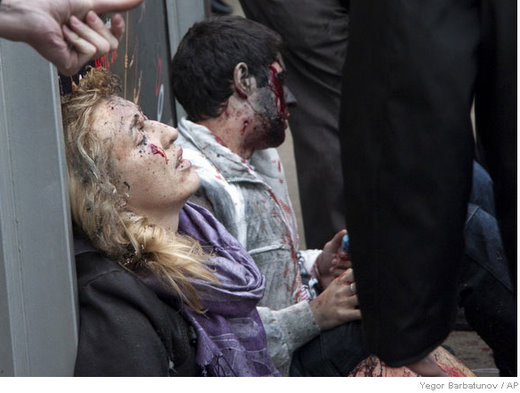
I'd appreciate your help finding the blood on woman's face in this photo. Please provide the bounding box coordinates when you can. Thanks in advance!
[91,96,200,216]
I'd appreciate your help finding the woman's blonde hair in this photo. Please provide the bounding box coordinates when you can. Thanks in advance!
[62,67,215,312]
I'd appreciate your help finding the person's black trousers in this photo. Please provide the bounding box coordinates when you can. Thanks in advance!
[339,0,516,372]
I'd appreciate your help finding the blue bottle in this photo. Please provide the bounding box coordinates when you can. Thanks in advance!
[341,234,350,253]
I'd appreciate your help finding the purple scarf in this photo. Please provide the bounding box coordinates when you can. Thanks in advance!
[74,203,279,376]
[175,202,279,376]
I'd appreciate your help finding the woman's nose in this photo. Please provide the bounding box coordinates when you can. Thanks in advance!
[148,120,178,149]
[161,125,178,149]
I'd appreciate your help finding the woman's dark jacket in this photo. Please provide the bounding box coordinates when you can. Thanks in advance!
[74,246,200,376]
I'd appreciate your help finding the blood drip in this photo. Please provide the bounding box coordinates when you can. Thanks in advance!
[268,65,287,120]
[150,144,168,164]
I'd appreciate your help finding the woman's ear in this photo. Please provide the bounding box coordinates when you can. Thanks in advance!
[233,62,251,98]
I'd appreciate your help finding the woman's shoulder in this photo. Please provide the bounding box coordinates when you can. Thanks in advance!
[73,236,127,287]
[73,246,200,376]
[75,248,128,286]
[74,247,177,321]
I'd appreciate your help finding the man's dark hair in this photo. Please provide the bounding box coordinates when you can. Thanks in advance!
[171,16,282,122]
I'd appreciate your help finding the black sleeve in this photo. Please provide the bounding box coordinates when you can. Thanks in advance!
[74,268,172,376]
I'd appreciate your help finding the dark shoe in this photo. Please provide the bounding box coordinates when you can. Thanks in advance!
[212,0,233,15]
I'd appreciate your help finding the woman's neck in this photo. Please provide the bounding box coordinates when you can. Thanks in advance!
[131,205,181,233]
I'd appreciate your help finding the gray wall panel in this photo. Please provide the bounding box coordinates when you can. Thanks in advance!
[0,40,77,376]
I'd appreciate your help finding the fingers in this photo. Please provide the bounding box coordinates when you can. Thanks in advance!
[61,24,96,74]
[61,11,120,75]
[110,13,125,40]
[330,266,348,278]
[68,13,114,57]
[62,24,96,56]
[335,229,352,260]
[335,268,358,297]
[338,307,361,322]
[338,267,355,283]
[69,0,144,16]
[349,281,357,295]
[90,0,144,14]
[310,267,361,330]
[332,229,347,244]
[86,11,119,50]
[330,255,351,270]
[326,229,347,251]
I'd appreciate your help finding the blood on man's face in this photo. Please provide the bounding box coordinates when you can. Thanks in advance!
[245,60,289,150]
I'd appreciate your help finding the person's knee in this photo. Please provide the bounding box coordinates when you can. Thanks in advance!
[290,321,370,376]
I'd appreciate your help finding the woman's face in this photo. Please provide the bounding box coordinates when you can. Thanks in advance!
[91,96,199,217]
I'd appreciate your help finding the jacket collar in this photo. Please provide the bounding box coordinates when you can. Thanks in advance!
[178,118,271,185]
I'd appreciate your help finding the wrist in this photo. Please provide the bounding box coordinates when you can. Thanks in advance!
[309,298,325,331]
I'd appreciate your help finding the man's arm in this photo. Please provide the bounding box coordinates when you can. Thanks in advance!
[257,302,320,375]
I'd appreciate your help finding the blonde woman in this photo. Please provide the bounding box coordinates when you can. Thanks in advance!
[63,67,280,376]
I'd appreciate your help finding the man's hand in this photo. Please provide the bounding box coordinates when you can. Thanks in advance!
[309,268,361,330]
[62,11,121,72]
[315,229,352,288]
[0,0,143,75]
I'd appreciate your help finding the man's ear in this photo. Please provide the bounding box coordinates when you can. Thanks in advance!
[233,62,251,98]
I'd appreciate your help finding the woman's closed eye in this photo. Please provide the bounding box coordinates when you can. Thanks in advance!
[137,134,147,146]
[135,118,146,146]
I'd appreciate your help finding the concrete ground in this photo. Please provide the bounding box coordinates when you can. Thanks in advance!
[224,0,500,377]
